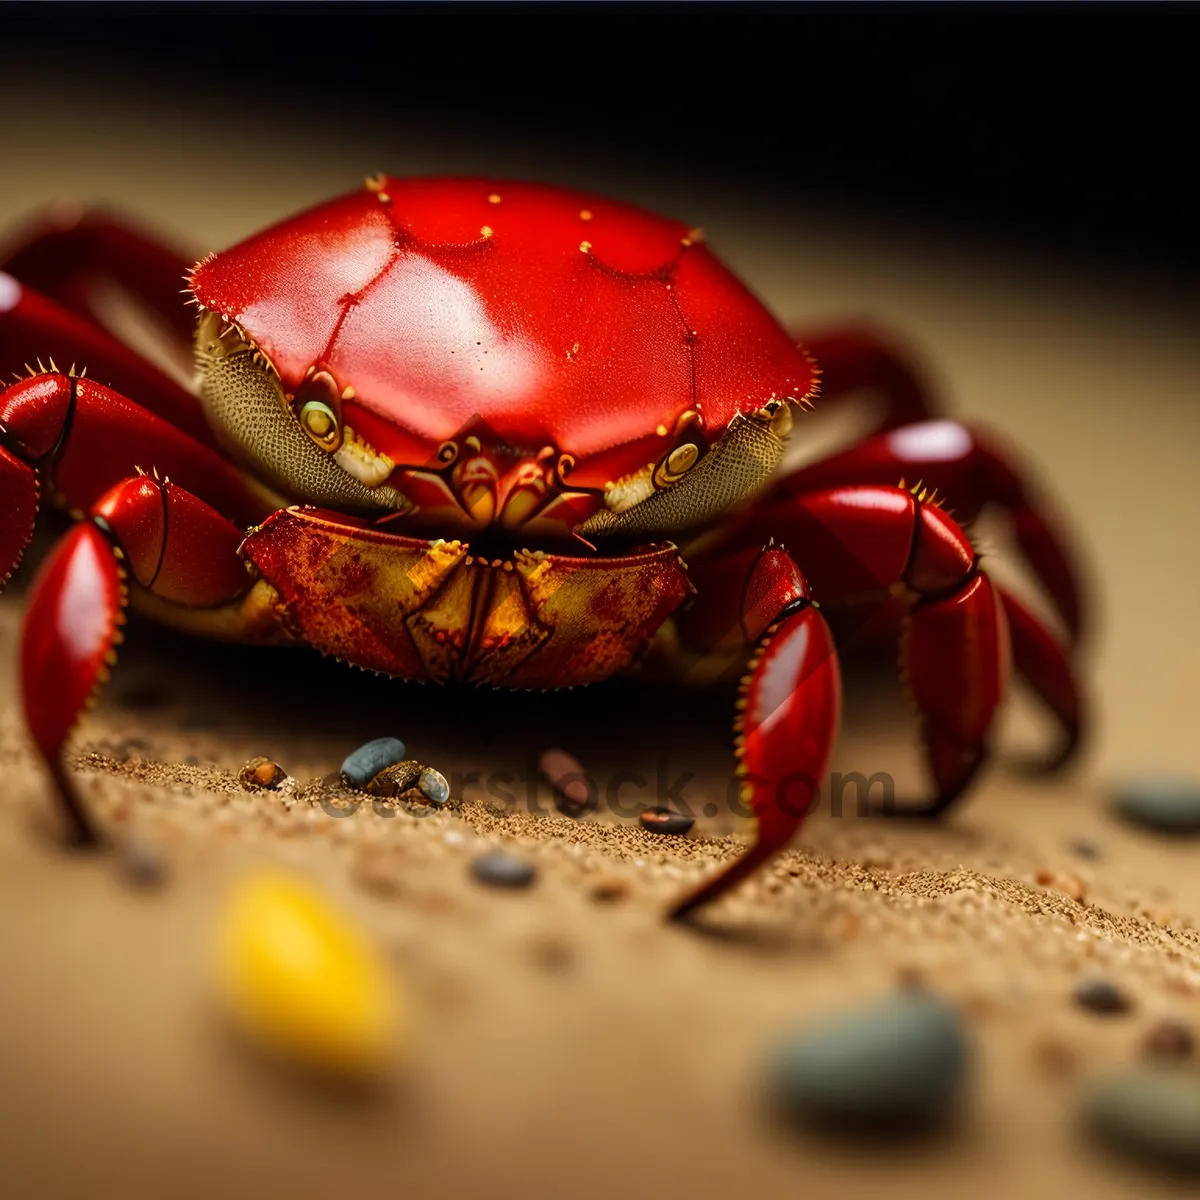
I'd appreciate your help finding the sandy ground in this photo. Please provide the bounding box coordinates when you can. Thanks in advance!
[3,73,1200,1199]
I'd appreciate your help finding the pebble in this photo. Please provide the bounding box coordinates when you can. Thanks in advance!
[539,747,595,815]
[366,760,449,806]
[1035,869,1088,903]
[1143,1018,1195,1062]
[240,756,287,791]
[589,876,630,903]
[470,850,537,889]
[1074,977,1132,1014]
[767,990,968,1133]
[1113,774,1200,834]
[639,807,695,836]
[116,840,167,889]
[341,737,408,788]
[1083,1067,1200,1173]
[1068,838,1103,861]
[215,872,400,1079]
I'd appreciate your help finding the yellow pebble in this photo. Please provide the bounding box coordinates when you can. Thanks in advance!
[215,872,399,1079]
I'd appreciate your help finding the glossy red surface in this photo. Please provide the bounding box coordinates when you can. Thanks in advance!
[721,485,918,602]
[673,602,840,920]
[21,522,122,769]
[189,178,817,489]
[773,419,1083,641]
[0,272,214,447]
[92,476,249,606]
[907,501,976,594]
[43,375,265,527]
[905,573,1009,805]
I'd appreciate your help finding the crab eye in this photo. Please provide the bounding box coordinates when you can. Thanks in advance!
[437,440,459,465]
[300,400,340,449]
[653,442,699,488]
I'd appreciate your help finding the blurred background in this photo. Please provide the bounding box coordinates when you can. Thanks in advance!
[2,5,1199,1199]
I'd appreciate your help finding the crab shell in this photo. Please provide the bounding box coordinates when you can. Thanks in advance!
[188,177,819,535]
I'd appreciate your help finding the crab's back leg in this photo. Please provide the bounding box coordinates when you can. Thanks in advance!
[0,272,214,445]
[670,547,841,920]
[0,208,196,352]
[767,418,1085,643]
[22,474,254,844]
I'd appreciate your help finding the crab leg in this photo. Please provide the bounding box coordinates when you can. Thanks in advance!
[0,369,265,544]
[670,546,841,920]
[0,273,214,445]
[21,474,250,844]
[0,207,196,351]
[684,484,1080,822]
[768,418,1085,643]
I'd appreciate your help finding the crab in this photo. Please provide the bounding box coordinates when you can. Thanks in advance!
[0,177,1083,918]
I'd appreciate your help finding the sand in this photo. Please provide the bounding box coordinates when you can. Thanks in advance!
[3,73,1200,1200]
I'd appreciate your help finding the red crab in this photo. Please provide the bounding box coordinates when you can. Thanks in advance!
[0,177,1083,918]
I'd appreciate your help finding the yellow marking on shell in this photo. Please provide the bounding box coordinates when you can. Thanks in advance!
[480,225,493,239]
[579,240,592,254]
[364,173,386,193]
[214,872,400,1079]
[340,385,355,401]
[488,193,502,204]
[579,209,593,221]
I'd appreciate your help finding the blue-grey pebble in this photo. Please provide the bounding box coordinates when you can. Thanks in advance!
[419,767,450,806]
[342,737,407,788]
[471,850,536,889]
[1084,1068,1200,1172]
[1113,774,1200,835]
[1074,977,1131,1014]
[768,990,968,1132]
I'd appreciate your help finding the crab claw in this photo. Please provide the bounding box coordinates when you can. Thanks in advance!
[670,547,841,920]
[20,522,126,844]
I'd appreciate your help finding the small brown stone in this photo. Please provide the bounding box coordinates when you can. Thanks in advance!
[1057,873,1088,903]
[540,747,596,815]
[639,807,694,836]
[240,756,286,790]
[365,759,423,798]
[1035,869,1087,903]
[590,876,629,903]
[1142,1018,1194,1062]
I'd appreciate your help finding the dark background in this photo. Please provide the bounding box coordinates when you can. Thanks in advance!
[2,1,1197,276]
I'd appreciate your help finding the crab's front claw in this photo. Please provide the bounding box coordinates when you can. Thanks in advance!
[21,522,126,844]
[670,548,841,921]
